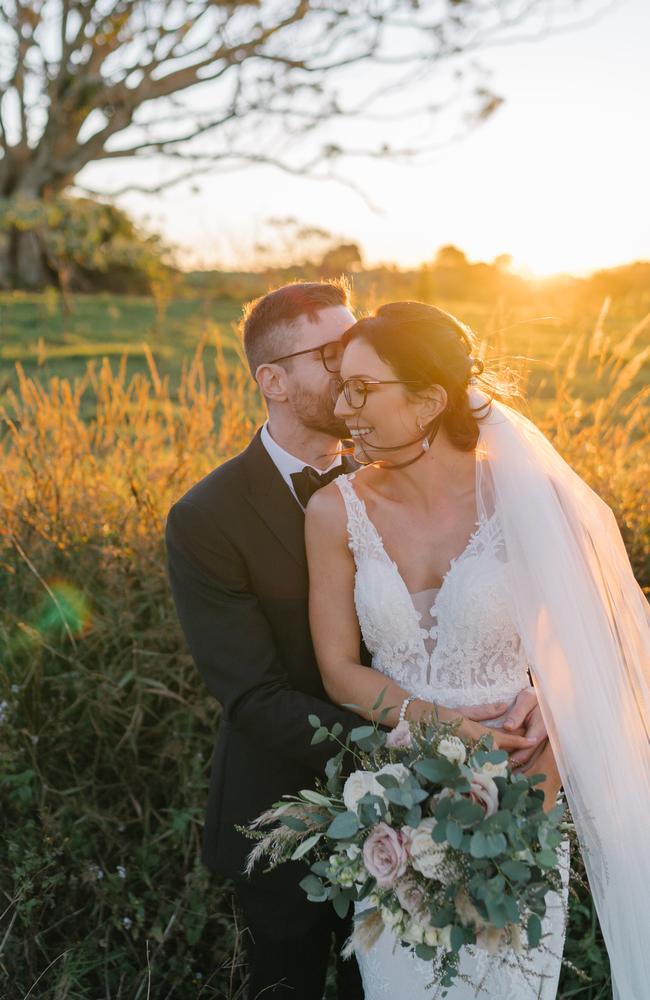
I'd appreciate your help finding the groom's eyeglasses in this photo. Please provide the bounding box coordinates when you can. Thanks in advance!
[332,376,423,410]
[268,339,343,373]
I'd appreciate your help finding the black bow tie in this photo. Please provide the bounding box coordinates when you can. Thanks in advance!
[290,464,346,507]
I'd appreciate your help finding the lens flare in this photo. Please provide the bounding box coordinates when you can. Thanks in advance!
[31,579,91,640]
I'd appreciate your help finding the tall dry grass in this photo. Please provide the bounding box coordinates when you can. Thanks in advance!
[0,313,648,999]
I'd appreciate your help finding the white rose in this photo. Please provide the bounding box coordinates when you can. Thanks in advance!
[342,770,381,813]
[469,772,500,817]
[381,906,404,929]
[375,763,412,786]
[478,759,509,779]
[438,737,466,766]
[343,764,411,814]
[424,927,440,947]
[406,818,448,879]
[403,919,425,945]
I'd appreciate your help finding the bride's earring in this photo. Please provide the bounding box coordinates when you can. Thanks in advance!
[418,419,430,451]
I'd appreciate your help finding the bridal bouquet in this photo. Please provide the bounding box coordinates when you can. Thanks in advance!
[240,692,567,991]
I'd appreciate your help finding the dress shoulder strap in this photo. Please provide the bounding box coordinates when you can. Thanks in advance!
[334,473,384,561]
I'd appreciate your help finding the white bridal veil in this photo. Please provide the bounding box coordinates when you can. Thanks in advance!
[471,387,650,1000]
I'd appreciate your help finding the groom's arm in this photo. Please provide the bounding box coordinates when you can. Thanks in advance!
[166,498,364,767]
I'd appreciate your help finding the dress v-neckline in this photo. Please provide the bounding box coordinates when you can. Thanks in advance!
[346,473,491,615]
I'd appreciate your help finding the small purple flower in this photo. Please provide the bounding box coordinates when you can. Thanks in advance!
[386,721,413,749]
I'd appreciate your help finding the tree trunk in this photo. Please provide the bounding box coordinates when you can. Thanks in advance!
[0,233,11,290]
[0,226,57,290]
[15,229,50,289]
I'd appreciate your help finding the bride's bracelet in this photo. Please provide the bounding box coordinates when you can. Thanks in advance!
[398,695,416,723]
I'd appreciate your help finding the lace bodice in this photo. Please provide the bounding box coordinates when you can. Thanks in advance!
[335,473,531,709]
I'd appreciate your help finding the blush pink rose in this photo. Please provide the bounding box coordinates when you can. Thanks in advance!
[395,877,427,918]
[386,720,413,749]
[469,772,499,817]
[362,823,409,888]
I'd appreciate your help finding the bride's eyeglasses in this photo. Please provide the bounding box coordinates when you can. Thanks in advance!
[332,376,423,409]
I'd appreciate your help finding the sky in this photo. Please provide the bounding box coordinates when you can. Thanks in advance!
[80,0,650,277]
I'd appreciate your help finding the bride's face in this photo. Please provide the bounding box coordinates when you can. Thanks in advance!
[334,337,437,464]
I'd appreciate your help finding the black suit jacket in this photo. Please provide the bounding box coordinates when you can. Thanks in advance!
[165,429,367,887]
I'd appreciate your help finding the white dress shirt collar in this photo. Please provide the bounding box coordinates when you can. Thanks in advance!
[260,420,343,507]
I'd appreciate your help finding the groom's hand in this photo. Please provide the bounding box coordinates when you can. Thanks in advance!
[502,689,548,769]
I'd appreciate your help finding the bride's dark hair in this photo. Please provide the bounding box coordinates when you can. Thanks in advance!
[342,301,510,451]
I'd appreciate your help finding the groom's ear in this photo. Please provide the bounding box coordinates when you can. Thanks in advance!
[255,362,289,403]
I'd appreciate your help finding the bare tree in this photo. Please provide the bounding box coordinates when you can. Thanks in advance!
[0,0,601,287]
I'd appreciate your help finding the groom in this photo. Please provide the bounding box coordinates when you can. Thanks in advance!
[165,280,548,999]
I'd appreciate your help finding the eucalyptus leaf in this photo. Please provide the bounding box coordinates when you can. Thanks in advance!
[311,726,329,745]
[527,913,542,948]
[431,822,448,844]
[500,860,531,883]
[350,725,375,741]
[446,820,463,848]
[326,810,360,839]
[375,773,399,789]
[434,797,453,821]
[404,804,422,827]
[372,686,387,711]
[450,798,484,825]
[308,714,321,729]
[503,894,520,923]
[299,874,326,899]
[300,789,333,807]
[291,833,323,860]
[470,831,488,858]
[386,787,410,808]
[485,898,508,929]
[325,755,342,780]
[450,926,465,952]
[281,816,308,832]
[357,876,376,900]
[414,757,458,783]
[430,908,455,928]
[356,731,384,752]
[311,860,330,877]
[483,833,507,857]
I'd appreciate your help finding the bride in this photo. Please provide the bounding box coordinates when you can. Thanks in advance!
[304,302,650,999]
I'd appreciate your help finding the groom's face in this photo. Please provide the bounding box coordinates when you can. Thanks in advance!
[280,305,355,438]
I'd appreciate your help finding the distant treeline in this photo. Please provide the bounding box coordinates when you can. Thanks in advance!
[184,254,650,311]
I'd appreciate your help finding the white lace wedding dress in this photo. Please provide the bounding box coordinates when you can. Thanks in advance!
[335,472,569,1000]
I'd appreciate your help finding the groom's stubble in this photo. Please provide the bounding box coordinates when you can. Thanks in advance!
[288,376,349,440]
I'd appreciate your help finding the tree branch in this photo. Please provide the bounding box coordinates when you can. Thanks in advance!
[0,0,609,206]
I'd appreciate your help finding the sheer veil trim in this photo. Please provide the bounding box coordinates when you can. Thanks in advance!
[471,387,650,1000]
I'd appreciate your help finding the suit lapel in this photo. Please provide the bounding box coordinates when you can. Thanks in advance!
[242,430,308,568]
[241,431,357,569]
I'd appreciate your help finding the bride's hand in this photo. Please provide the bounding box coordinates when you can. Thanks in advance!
[521,740,562,812]
[409,700,537,754]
